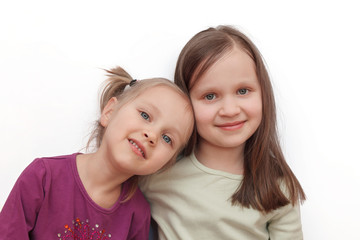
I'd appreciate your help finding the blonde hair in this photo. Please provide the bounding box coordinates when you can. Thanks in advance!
[87,66,193,201]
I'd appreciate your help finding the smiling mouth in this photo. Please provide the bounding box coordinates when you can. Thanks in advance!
[129,139,146,158]
[217,121,245,131]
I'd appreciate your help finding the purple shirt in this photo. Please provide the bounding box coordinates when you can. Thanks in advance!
[0,153,150,240]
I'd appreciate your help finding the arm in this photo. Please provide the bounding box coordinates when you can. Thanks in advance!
[268,203,303,240]
[0,159,46,239]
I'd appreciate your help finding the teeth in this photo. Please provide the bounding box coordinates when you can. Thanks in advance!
[129,140,145,157]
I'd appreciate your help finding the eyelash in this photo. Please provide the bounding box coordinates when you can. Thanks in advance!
[203,88,249,100]
[140,111,172,145]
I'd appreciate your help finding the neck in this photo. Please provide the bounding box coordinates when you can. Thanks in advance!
[195,139,245,175]
[76,152,131,208]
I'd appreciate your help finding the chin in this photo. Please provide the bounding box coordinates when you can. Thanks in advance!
[134,169,155,176]
[222,143,244,149]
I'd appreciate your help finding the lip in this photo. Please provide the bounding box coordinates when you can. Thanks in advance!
[216,121,245,131]
[128,139,146,159]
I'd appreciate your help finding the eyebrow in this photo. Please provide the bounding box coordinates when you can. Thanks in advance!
[194,78,259,92]
[146,102,161,115]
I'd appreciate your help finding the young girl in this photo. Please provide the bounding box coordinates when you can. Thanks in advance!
[0,66,194,239]
[141,26,306,239]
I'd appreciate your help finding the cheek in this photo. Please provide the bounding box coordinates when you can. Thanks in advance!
[193,103,214,126]
[247,97,263,122]
[151,148,176,170]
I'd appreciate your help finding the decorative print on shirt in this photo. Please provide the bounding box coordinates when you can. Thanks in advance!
[57,218,112,239]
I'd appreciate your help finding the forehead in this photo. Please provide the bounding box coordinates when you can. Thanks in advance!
[191,48,258,91]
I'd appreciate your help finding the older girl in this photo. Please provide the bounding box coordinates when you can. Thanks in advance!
[142,26,306,239]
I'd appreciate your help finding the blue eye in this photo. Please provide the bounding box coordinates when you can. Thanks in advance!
[238,89,248,95]
[140,111,150,121]
[205,93,216,100]
[162,134,172,144]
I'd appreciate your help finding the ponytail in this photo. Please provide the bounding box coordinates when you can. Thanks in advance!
[85,66,140,203]
[87,66,133,150]
[100,67,133,111]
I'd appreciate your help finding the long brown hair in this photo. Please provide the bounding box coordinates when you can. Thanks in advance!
[87,66,194,202]
[175,25,305,213]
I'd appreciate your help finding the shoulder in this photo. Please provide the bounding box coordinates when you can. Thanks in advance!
[39,153,79,174]
[160,154,195,177]
[24,153,78,170]
[139,155,194,191]
[167,154,194,173]
[38,153,78,166]
[17,153,78,187]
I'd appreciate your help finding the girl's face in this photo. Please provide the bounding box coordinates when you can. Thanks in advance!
[100,85,193,175]
[190,47,262,150]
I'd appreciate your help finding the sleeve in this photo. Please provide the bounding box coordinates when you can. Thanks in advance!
[268,203,303,240]
[0,159,47,239]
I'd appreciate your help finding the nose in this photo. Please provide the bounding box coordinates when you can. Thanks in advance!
[218,97,241,117]
[144,131,157,145]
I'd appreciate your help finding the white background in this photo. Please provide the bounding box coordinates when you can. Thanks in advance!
[1,0,359,239]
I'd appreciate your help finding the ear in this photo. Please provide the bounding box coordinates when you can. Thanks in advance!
[100,97,118,127]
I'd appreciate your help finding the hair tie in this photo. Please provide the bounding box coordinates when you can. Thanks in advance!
[129,79,137,86]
